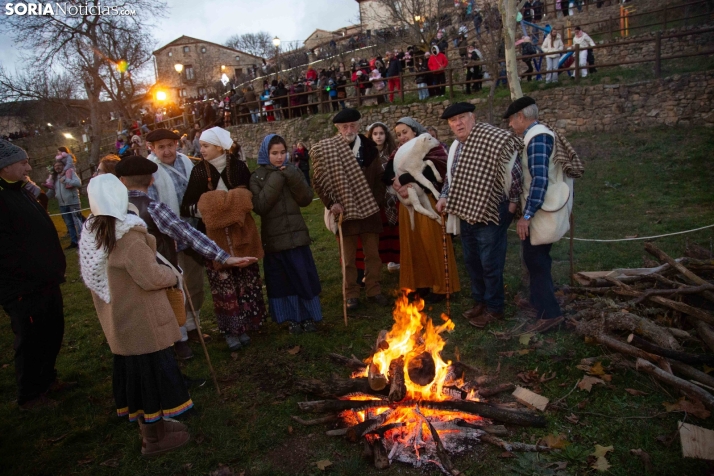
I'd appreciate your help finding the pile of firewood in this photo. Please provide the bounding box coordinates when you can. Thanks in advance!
[565,242,714,412]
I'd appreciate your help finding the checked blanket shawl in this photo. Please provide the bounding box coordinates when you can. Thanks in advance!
[311,134,379,221]
[446,122,523,225]
[542,122,585,179]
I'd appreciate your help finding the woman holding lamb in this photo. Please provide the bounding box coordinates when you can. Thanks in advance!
[382,117,460,302]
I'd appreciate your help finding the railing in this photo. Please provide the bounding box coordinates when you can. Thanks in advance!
[218,23,713,125]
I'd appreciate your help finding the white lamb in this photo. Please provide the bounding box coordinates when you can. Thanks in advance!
[389,134,443,230]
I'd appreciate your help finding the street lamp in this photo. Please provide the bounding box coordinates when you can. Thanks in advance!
[156,91,167,101]
[174,64,184,102]
[272,37,281,80]
[174,63,183,74]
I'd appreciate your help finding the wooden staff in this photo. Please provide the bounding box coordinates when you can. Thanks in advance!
[569,212,575,286]
[182,281,221,396]
[440,212,451,318]
[337,213,348,326]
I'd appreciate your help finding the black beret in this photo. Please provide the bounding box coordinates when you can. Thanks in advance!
[115,155,158,178]
[503,96,536,118]
[440,102,476,120]
[145,128,180,142]
[332,108,361,124]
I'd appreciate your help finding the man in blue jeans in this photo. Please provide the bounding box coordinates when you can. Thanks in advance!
[436,102,523,328]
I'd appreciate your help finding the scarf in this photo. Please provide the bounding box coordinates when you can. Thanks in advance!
[311,134,379,221]
[147,152,194,215]
[541,122,585,179]
[445,122,523,225]
[79,214,147,303]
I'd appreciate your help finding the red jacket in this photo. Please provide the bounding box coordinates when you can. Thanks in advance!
[428,53,448,72]
[306,69,318,82]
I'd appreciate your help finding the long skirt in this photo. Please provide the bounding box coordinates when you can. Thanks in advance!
[399,195,461,294]
[206,262,266,335]
[264,245,323,324]
[113,347,193,423]
[355,209,400,270]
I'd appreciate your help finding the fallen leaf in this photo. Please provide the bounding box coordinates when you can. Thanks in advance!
[230,352,238,361]
[1,364,8,369]
[543,433,570,449]
[565,413,580,424]
[663,397,711,419]
[498,451,516,458]
[288,426,293,434]
[630,448,653,472]
[589,362,606,376]
[590,445,614,472]
[625,388,648,396]
[592,456,611,472]
[100,459,119,468]
[578,376,606,392]
[575,364,591,372]
[517,349,531,356]
[519,333,534,346]
[703,365,714,374]
[517,370,540,384]
[546,462,568,471]
[540,371,557,383]
[316,459,332,470]
[592,444,614,458]
[287,346,301,355]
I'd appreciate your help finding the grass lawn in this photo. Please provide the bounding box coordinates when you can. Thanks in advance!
[2,125,714,475]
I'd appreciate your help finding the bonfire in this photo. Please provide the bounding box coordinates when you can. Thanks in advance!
[294,294,547,473]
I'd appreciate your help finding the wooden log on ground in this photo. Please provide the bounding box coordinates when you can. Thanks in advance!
[479,383,516,398]
[295,377,388,398]
[298,399,388,413]
[373,439,390,469]
[609,286,714,326]
[327,352,366,370]
[389,356,406,403]
[627,334,714,366]
[644,243,714,304]
[575,329,672,373]
[576,310,681,350]
[480,433,551,452]
[636,358,714,411]
[290,415,338,426]
[689,318,714,354]
[423,400,547,427]
[669,361,714,392]
[633,284,714,304]
[454,419,509,436]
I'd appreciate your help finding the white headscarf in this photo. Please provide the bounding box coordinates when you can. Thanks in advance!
[200,127,233,150]
[87,174,128,220]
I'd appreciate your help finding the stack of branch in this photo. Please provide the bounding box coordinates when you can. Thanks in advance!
[570,242,714,411]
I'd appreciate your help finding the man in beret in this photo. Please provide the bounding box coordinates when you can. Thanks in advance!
[436,102,523,328]
[0,140,72,410]
[145,129,207,358]
[311,108,389,309]
[505,97,567,333]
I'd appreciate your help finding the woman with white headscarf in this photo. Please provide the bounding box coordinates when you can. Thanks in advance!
[181,127,266,352]
[79,174,192,457]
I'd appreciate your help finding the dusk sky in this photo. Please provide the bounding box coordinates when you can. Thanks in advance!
[0,0,361,79]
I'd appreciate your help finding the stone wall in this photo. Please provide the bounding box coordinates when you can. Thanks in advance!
[227,69,714,158]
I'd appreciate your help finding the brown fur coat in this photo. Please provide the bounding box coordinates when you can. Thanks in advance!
[197,187,264,260]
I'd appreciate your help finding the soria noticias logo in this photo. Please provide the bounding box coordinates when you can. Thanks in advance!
[5,2,136,16]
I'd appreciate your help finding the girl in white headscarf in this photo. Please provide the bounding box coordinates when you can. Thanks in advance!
[180,127,266,351]
[79,174,192,456]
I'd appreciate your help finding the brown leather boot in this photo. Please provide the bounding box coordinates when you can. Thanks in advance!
[468,310,504,329]
[140,419,190,457]
[462,303,486,320]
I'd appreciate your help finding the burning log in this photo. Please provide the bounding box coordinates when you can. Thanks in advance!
[346,410,393,442]
[295,377,388,398]
[407,351,437,386]
[415,408,462,476]
[635,358,714,411]
[298,399,386,413]
[290,415,338,426]
[363,422,406,437]
[368,363,388,391]
[480,433,552,453]
[327,353,366,370]
[454,419,509,436]
[422,401,547,427]
[627,334,714,366]
[389,357,407,402]
[372,438,390,469]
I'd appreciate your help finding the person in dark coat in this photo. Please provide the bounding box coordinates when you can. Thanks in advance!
[0,139,70,410]
[250,134,322,334]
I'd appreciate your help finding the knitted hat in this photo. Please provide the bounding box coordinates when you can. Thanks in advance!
[0,139,29,170]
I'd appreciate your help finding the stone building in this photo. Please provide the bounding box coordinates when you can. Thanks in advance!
[153,36,264,102]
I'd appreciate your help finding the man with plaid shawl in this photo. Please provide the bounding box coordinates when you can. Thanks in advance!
[436,102,523,328]
[311,108,389,310]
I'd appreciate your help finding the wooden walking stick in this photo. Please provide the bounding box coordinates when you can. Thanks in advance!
[337,213,348,326]
[569,212,575,287]
[440,212,451,318]
[182,281,221,396]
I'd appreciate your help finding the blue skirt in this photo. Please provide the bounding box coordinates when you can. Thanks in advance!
[264,245,322,324]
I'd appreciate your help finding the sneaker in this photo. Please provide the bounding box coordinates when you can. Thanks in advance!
[387,262,400,272]
[288,322,304,334]
[187,329,212,343]
[346,298,360,310]
[302,320,317,333]
[367,294,390,307]
[174,341,194,360]
[225,334,243,351]
[238,333,251,345]
[19,394,58,411]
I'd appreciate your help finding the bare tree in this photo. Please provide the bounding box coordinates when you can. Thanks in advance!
[498,0,525,99]
[225,32,272,59]
[369,0,451,46]
[0,1,166,162]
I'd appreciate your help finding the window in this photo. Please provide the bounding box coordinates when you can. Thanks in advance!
[201,47,207,53]
[168,51,173,57]
[184,65,195,80]
[180,88,188,97]
[198,87,207,97]
[234,68,242,77]
[235,55,240,61]
[183,46,190,53]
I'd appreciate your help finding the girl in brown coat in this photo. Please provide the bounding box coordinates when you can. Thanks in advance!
[79,174,192,457]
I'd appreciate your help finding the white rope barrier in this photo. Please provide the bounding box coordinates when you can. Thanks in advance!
[507,223,714,243]
[49,207,91,217]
